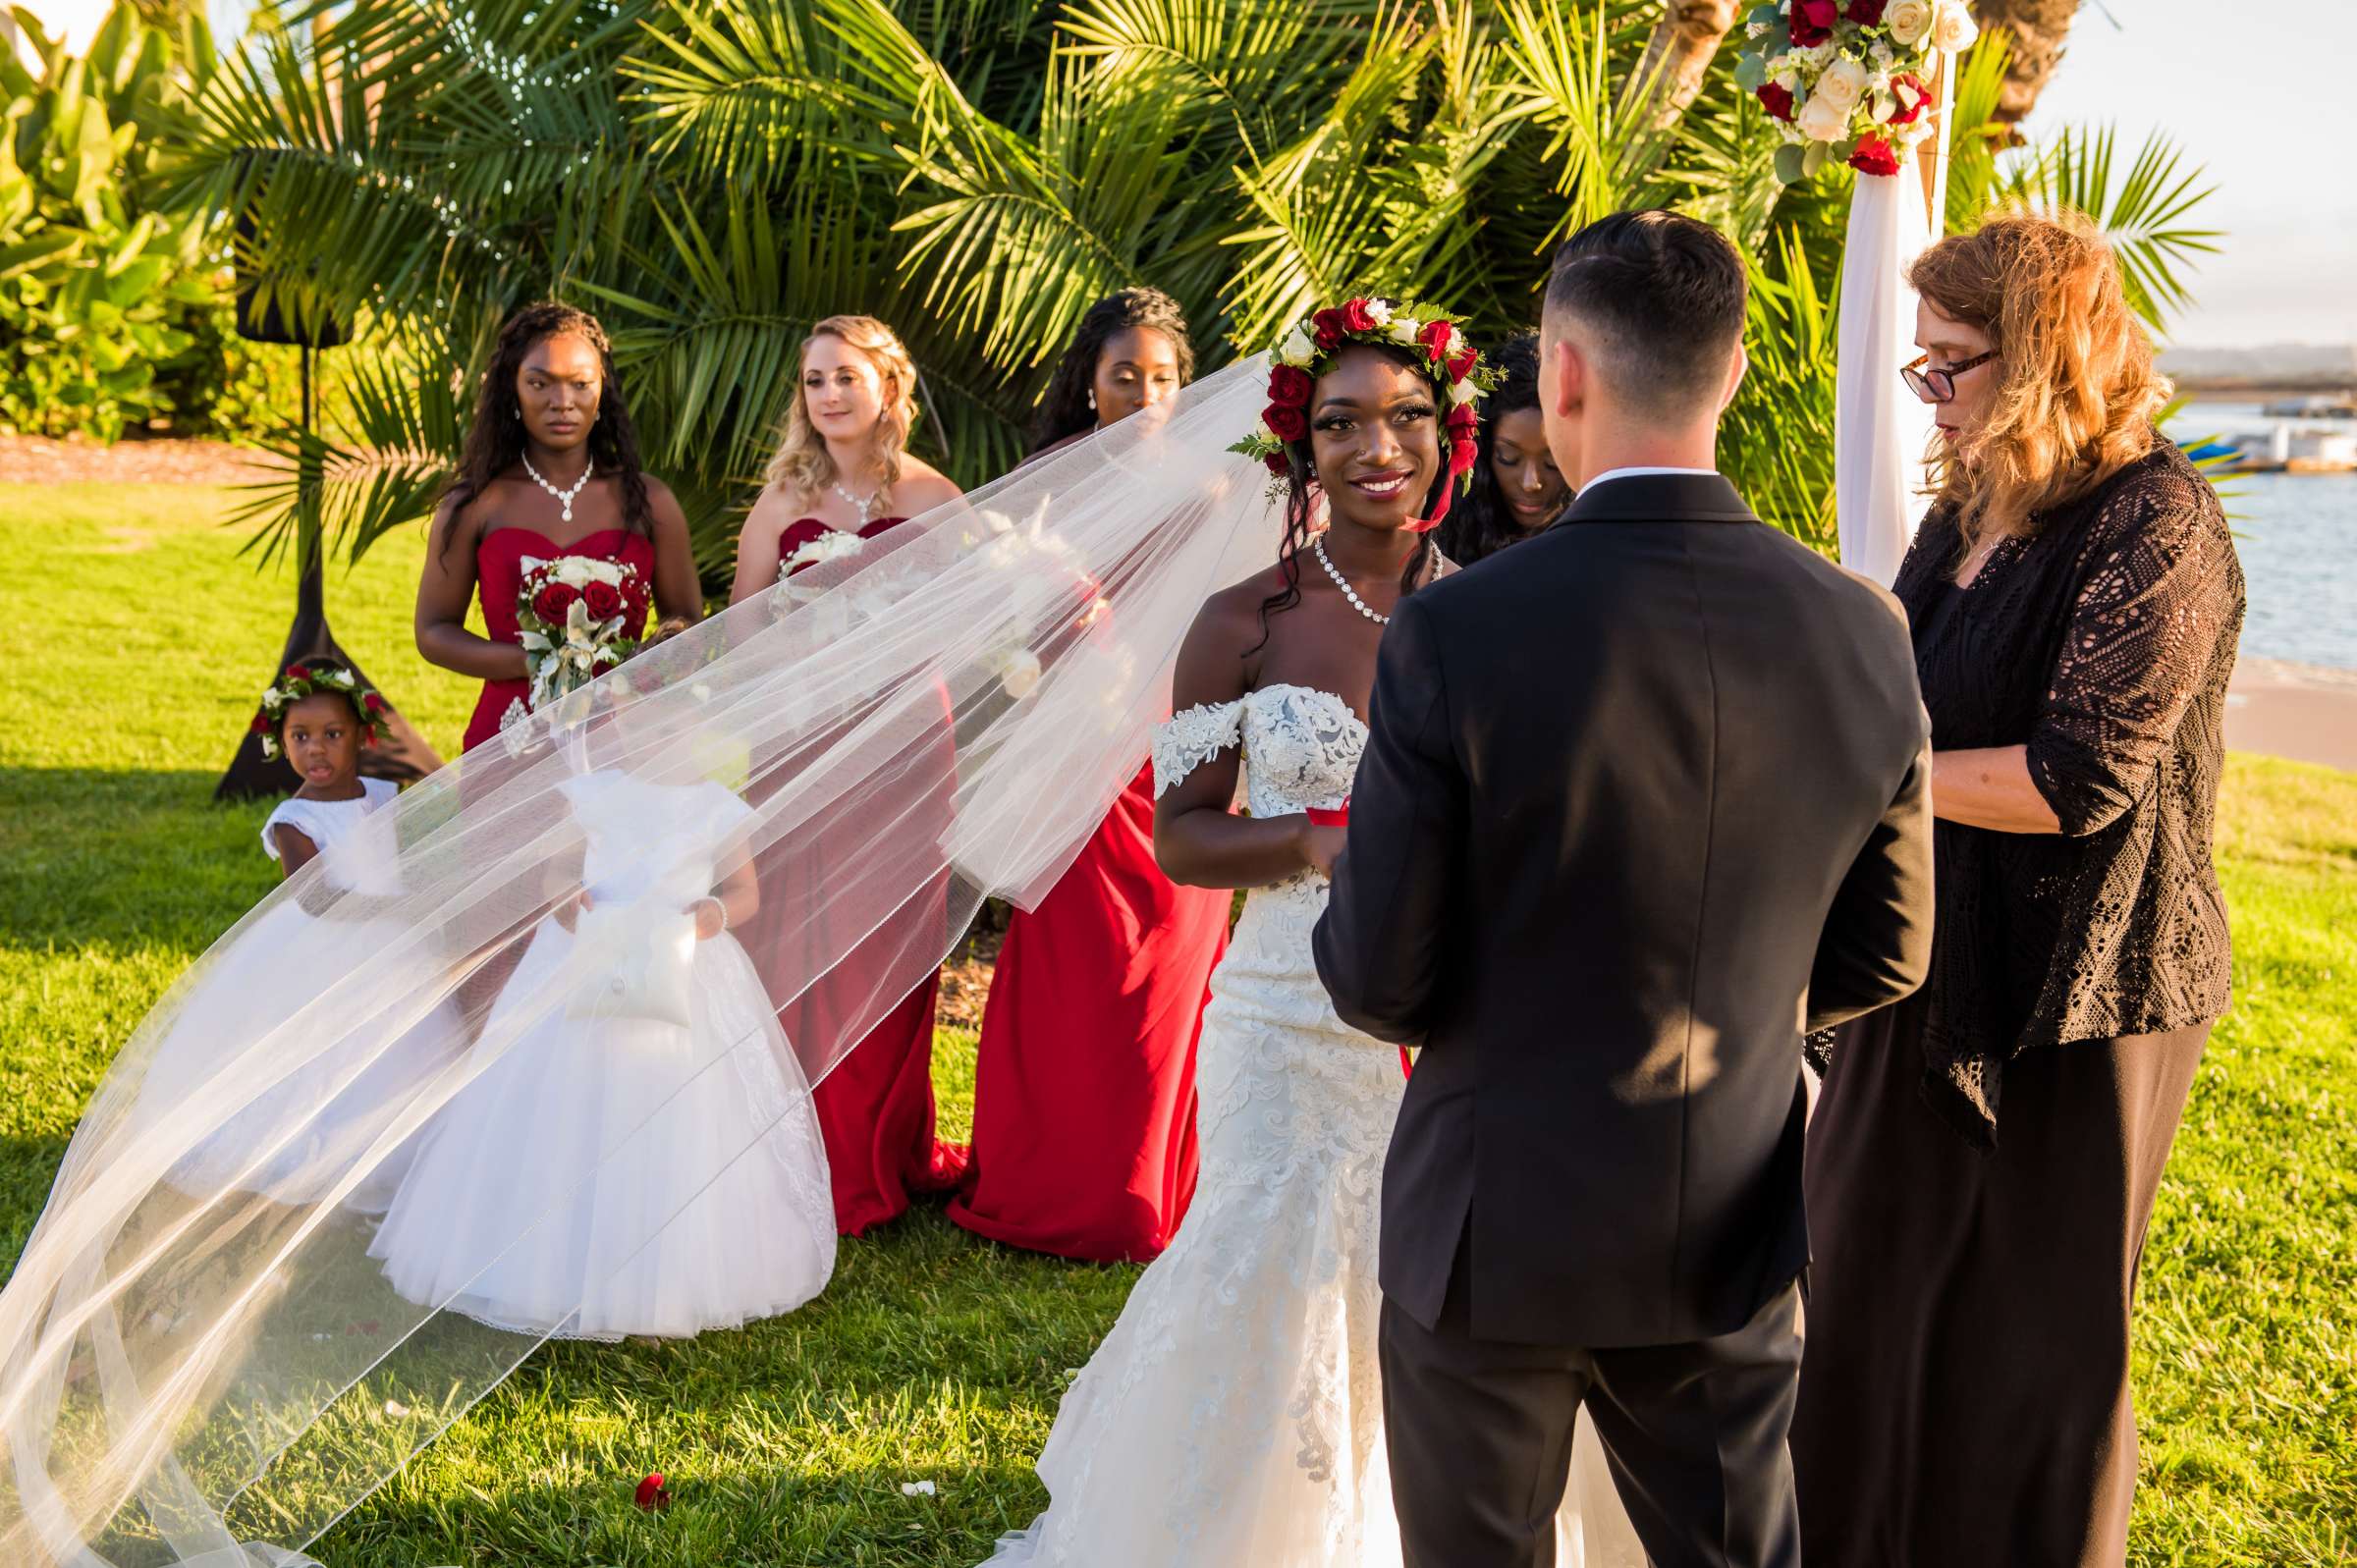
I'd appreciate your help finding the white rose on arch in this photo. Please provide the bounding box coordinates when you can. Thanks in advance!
[1795,90,1852,143]
[1885,0,1934,46]
[1815,57,1867,111]
[1932,0,1979,51]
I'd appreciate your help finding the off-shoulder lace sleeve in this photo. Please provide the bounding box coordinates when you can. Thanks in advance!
[1153,699,1244,797]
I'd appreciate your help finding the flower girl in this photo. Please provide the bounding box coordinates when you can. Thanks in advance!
[144,662,450,1213]
[369,623,837,1340]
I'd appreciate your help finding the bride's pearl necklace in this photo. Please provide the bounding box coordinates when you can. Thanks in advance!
[1313,532,1389,625]
[521,453,593,525]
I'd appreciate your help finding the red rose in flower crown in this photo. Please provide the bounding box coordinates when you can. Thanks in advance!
[1848,134,1902,178]
[581,580,624,621]
[1267,364,1314,407]
[1757,81,1795,122]
[1228,296,1500,534]
[1844,0,1886,22]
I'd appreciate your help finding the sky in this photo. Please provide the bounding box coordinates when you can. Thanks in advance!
[15,0,2352,348]
[2023,0,2357,348]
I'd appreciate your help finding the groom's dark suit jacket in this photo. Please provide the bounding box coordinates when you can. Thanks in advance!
[1314,472,1935,1348]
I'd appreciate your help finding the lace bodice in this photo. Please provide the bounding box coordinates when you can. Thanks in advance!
[1151,683,1365,819]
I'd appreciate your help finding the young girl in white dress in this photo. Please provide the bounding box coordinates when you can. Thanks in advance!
[368,624,837,1341]
[143,662,449,1214]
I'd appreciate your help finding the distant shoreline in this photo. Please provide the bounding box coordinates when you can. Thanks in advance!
[2229,658,2357,773]
[2173,382,2357,402]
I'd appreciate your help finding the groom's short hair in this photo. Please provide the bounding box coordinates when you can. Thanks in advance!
[1543,210,1746,418]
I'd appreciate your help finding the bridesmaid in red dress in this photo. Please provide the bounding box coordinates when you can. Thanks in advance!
[415,303,701,753]
[948,289,1233,1263]
[730,314,968,1236]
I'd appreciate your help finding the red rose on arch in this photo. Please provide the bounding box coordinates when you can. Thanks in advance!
[1267,364,1314,407]
[532,581,581,624]
[1448,438,1479,477]
[1340,297,1379,333]
[1885,72,1928,126]
[581,580,625,622]
[1264,403,1309,443]
[1311,308,1349,351]
[1844,0,1886,23]
[1787,0,1836,45]
[1848,135,1902,178]
[1757,81,1795,122]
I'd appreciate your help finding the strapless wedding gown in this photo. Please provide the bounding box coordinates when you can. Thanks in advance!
[984,684,1643,1566]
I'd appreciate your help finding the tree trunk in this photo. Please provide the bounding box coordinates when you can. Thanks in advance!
[1632,0,1739,130]
[1971,0,2079,128]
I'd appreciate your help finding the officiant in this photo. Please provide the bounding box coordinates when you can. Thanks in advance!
[1790,212,2246,1568]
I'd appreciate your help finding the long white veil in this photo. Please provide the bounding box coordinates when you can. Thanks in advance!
[0,359,1285,1565]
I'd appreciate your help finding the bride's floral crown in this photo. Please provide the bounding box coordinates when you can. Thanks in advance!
[1229,297,1499,533]
[252,662,384,760]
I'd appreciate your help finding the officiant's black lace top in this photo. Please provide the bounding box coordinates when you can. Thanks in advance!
[1891,439,2243,1147]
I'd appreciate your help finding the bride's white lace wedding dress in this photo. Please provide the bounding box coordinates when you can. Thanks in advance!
[985,683,1643,1566]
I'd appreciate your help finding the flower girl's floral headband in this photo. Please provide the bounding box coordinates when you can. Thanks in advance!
[1229,297,1499,533]
[252,662,384,759]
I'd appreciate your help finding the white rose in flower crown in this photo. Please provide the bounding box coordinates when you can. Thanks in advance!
[1815,57,1867,111]
[1364,298,1394,327]
[1932,0,1978,51]
[1885,0,1934,46]
[1279,322,1318,366]
[1795,90,1852,143]
[1447,378,1478,406]
[1389,317,1423,347]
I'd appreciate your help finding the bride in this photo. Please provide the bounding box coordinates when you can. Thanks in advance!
[983,300,1642,1566]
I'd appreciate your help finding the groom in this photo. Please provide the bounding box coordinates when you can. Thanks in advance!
[1313,209,1936,1568]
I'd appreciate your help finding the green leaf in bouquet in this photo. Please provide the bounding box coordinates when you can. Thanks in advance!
[1800,140,1828,178]
[1774,142,1806,185]
[1733,54,1767,92]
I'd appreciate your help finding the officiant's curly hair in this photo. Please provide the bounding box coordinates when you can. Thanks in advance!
[441,302,653,559]
[1908,213,2169,554]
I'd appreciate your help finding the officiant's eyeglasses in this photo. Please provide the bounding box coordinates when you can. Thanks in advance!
[1900,351,1999,405]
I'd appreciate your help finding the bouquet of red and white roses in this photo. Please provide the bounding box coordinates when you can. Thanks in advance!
[1737,0,1975,184]
[516,555,651,712]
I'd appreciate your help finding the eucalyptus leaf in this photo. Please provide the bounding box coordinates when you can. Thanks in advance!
[1801,139,1829,178]
[1775,142,1807,184]
[1734,54,1767,92]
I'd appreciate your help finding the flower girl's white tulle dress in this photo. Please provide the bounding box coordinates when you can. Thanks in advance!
[142,778,456,1213]
[368,771,837,1341]
[984,686,1644,1567]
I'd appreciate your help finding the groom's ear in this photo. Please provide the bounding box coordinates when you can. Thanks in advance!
[1718,341,1749,413]
[1549,335,1585,415]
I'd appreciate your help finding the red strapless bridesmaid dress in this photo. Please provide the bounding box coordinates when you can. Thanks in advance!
[949,759,1230,1261]
[759,516,966,1234]
[461,526,656,753]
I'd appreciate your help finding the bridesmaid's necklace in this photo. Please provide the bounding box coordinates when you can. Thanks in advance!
[521,453,593,525]
[833,477,887,529]
[1314,532,1389,625]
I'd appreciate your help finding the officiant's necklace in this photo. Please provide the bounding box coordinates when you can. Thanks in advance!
[1313,532,1389,625]
[521,453,594,525]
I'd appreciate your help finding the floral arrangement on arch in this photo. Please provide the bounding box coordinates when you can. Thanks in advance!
[1230,297,1499,531]
[1736,0,1976,183]
[515,554,650,712]
[252,662,385,760]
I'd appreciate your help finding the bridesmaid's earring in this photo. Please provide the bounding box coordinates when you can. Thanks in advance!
[1086,389,1097,411]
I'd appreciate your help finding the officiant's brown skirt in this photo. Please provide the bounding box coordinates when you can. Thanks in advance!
[1788,995,2210,1568]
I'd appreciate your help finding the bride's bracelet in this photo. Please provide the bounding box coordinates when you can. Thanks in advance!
[695,894,729,933]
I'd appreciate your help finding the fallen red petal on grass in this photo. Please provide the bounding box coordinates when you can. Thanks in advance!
[633,1474,671,1512]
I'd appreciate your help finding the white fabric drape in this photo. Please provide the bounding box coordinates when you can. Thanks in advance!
[1835,168,1938,584]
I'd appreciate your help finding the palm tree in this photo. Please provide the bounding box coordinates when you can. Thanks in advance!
[1969,0,2078,132]
[161,1,2209,587]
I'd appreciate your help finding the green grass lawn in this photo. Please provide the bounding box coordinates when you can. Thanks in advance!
[2,483,2352,1566]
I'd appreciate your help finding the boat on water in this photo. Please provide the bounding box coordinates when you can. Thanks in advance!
[2193,424,2357,474]
[2259,394,2357,419]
